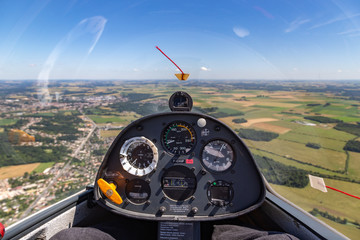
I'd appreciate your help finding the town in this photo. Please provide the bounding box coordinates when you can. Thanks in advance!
[0,82,127,225]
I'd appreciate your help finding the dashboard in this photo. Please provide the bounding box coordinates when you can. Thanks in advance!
[94,112,265,221]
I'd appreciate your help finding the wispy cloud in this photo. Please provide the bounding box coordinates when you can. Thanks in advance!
[337,28,360,37]
[233,27,250,38]
[310,13,360,30]
[254,6,274,19]
[200,66,211,71]
[285,18,310,33]
[28,63,37,67]
[37,16,107,105]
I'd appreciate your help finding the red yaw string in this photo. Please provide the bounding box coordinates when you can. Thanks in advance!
[326,186,360,200]
[156,46,184,74]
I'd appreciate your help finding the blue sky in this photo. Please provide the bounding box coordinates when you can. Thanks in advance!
[1,0,360,80]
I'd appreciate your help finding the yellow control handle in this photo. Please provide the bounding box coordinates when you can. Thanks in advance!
[97,178,123,205]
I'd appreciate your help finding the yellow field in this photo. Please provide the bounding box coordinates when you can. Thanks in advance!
[241,118,278,127]
[0,163,40,179]
[252,122,291,134]
[100,129,121,138]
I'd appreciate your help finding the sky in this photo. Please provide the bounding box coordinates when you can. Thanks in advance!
[1,0,360,80]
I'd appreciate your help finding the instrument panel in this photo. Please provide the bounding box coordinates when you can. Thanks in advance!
[94,112,265,221]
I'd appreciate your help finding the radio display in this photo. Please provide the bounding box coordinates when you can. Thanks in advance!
[163,177,196,189]
[210,186,230,201]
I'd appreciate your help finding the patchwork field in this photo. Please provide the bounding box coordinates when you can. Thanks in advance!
[19,80,357,238]
[270,178,360,224]
[240,118,278,127]
[100,129,121,138]
[0,163,40,179]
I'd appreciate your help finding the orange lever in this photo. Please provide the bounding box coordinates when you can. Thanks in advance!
[97,178,123,205]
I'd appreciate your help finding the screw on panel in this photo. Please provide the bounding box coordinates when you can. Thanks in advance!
[159,206,166,213]
[191,207,198,214]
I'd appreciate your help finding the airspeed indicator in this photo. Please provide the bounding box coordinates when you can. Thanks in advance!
[162,122,196,155]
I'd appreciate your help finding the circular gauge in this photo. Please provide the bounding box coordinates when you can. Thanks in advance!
[207,180,234,207]
[120,137,158,176]
[201,140,234,173]
[125,179,151,204]
[162,121,196,155]
[161,165,197,201]
[169,91,193,112]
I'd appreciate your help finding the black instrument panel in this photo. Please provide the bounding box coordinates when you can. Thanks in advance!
[94,112,265,221]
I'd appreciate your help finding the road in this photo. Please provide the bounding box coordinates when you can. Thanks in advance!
[20,118,41,131]
[20,119,97,218]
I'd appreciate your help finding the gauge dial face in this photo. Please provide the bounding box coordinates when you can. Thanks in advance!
[125,179,151,204]
[120,137,158,176]
[201,140,234,172]
[162,122,196,155]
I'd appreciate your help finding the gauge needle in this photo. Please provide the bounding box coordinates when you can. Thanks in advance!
[167,140,175,144]
[205,146,224,158]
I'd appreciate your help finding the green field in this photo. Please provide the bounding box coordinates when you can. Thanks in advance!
[278,131,347,152]
[32,162,55,173]
[252,139,346,171]
[291,126,356,141]
[271,179,360,237]
[0,118,16,125]
[88,115,128,124]
[88,112,139,125]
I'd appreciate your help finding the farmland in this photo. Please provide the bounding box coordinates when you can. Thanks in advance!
[0,79,359,238]
[0,163,40,179]
[102,80,359,237]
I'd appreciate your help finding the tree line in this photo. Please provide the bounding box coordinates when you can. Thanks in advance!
[309,208,348,225]
[304,116,342,123]
[238,128,279,141]
[254,155,309,188]
[335,122,360,136]
[343,140,360,153]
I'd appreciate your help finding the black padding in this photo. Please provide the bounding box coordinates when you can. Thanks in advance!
[212,225,300,240]
[49,227,115,240]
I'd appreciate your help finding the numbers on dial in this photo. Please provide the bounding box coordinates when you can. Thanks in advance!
[201,140,234,173]
[162,122,196,155]
[120,137,158,176]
